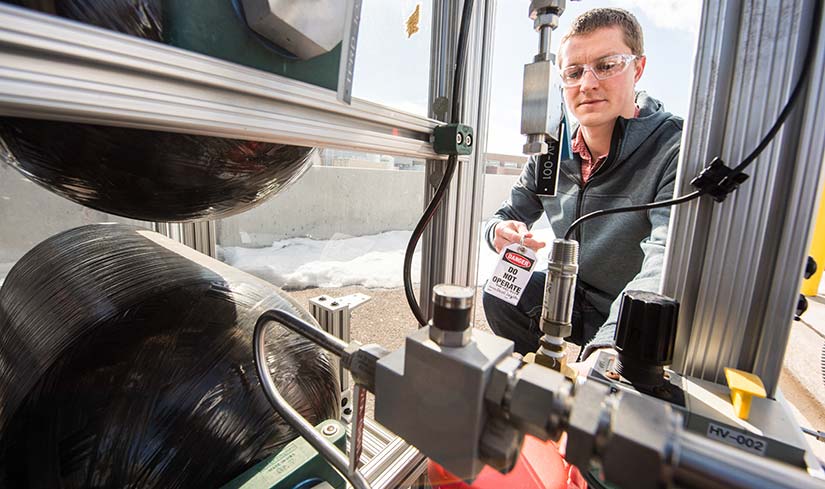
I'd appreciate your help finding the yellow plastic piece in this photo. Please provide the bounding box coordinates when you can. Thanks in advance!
[802,186,825,296]
[724,367,767,420]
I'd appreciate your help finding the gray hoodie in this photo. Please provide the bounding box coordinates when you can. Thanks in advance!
[485,92,683,357]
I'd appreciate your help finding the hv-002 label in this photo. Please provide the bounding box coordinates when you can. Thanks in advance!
[706,422,767,455]
[484,243,536,306]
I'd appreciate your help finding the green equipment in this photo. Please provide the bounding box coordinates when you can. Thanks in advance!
[223,420,346,489]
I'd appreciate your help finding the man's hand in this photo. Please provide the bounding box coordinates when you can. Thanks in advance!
[569,348,617,378]
[493,220,547,253]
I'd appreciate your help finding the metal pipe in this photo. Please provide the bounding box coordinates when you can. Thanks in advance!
[253,311,371,489]
[539,239,579,338]
[256,309,349,358]
[671,431,825,489]
[538,25,553,60]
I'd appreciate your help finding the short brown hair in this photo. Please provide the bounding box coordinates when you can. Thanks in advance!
[559,8,644,63]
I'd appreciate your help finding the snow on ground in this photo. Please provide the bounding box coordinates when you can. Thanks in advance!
[219,231,422,290]
[0,262,13,289]
[0,220,553,292]
[220,219,554,290]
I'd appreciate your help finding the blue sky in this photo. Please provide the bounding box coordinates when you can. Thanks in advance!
[352,0,702,155]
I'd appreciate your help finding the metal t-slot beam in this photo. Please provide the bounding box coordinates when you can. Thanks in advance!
[309,293,371,422]
[420,0,493,318]
[663,0,825,396]
[153,222,217,258]
[0,4,443,160]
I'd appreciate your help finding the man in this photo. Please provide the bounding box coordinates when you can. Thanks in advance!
[482,8,682,367]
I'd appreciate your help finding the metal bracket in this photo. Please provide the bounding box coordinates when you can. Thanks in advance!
[432,123,474,155]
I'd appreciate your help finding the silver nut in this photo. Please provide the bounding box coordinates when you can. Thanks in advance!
[507,363,571,440]
[529,0,565,17]
[322,423,339,436]
[523,141,549,155]
[533,12,560,31]
[428,325,472,347]
[601,394,678,489]
[342,342,390,392]
[485,355,523,413]
[539,319,572,338]
[565,381,611,470]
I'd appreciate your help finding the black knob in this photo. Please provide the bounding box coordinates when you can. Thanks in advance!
[613,291,679,388]
[614,290,679,365]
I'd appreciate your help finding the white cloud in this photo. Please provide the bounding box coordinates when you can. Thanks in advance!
[609,0,703,33]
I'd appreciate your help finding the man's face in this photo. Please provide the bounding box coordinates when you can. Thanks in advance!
[559,26,645,128]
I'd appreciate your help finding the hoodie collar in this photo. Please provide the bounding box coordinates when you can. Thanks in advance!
[610,91,672,164]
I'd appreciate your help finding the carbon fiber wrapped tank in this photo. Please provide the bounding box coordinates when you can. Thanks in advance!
[0,0,319,222]
[0,224,339,488]
[0,118,316,222]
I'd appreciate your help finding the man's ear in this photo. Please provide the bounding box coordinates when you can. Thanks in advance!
[634,56,647,83]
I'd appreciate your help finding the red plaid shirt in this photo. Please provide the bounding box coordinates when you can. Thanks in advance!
[572,106,641,183]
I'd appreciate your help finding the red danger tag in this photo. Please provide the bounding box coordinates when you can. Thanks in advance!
[504,251,534,270]
[484,243,537,306]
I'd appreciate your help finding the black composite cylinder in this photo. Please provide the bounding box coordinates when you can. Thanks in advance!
[0,0,317,223]
[0,224,339,488]
[5,0,163,40]
[0,118,316,222]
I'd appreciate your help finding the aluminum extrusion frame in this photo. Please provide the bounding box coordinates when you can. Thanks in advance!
[663,0,825,396]
[0,4,442,160]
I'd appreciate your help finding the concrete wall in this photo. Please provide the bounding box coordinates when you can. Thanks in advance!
[217,167,521,247]
[217,166,426,247]
[482,173,519,219]
[1,161,519,260]
[0,161,139,263]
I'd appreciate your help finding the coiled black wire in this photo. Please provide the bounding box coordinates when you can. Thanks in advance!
[404,0,475,326]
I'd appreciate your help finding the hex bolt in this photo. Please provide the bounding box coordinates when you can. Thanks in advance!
[318,296,327,301]
[465,134,473,147]
[331,301,339,307]
[322,424,339,436]
[456,133,463,144]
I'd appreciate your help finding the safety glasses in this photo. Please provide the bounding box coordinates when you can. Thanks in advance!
[559,54,639,87]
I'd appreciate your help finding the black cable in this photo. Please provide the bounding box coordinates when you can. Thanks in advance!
[403,0,475,326]
[403,156,458,326]
[564,191,702,240]
[732,0,822,174]
[564,0,822,242]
